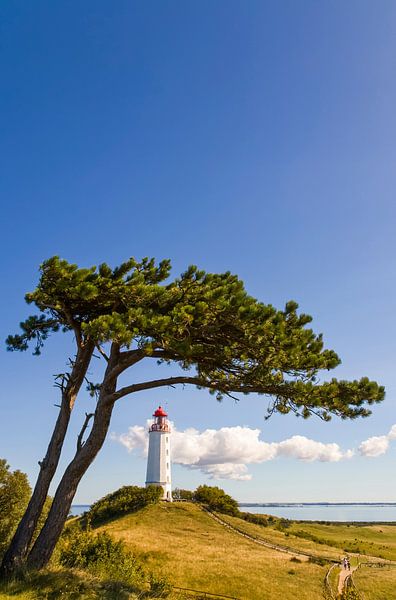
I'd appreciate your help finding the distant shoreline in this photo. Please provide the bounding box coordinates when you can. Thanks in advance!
[72,502,396,508]
[70,502,396,522]
[238,502,396,507]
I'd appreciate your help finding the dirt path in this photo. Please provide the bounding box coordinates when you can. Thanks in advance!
[337,564,357,596]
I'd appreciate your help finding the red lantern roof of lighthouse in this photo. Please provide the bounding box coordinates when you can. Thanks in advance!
[153,406,168,417]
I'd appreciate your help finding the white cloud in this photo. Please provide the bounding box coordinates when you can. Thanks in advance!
[358,423,396,458]
[111,422,353,481]
[112,418,396,479]
[115,425,148,455]
[276,436,354,462]
[358,435,389,458]
[387,424,396,440]
[199,463,252,481]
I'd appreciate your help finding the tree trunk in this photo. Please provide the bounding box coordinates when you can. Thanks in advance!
[27,352,118,570]
[0,343,93,579]
[28,398,115,569]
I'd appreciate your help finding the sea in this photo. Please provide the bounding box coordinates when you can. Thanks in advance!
[239,503,396,522]
[70,505,90,517]
[70,503,396,522]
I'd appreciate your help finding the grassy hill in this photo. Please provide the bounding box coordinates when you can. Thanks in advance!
[100,502,396,599]
[2,501,396,599]
[99,502,329,600]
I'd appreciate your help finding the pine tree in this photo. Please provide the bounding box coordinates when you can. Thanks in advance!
[1,256,385,575]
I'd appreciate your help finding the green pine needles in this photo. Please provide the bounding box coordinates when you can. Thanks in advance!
[8,255,384,421]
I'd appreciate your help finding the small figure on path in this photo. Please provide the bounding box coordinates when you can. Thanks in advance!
[346,559,351,571]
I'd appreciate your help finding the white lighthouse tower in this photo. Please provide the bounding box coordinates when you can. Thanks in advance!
[145,406,172,501]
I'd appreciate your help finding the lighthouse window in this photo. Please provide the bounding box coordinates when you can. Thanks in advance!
[166,437,168,443]
[167,463,169,469]
[166,449,169,455]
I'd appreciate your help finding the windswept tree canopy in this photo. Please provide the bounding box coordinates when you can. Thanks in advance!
[7,255,384,420]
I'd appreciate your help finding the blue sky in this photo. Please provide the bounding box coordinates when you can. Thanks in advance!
[0,1,395,503]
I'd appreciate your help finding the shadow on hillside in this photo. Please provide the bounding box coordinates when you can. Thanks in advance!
[78,498,198,531]
[0,568,135,599]
[79,506,151,530]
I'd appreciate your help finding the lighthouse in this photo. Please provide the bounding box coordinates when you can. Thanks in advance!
[145,406,172,501]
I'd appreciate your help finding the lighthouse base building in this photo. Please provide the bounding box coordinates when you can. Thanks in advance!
[145,406,172,501]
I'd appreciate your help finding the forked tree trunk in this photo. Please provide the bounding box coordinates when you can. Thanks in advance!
[0,343,94,579]
[27,397,115,569]
[27,359,118,570]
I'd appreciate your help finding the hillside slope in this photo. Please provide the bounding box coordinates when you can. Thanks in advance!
[100,502,328,600]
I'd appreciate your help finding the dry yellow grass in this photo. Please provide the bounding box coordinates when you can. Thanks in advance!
[3,504,395,599]
[353,564,396,599]
[101,502,328,600]
[218,513,343,561]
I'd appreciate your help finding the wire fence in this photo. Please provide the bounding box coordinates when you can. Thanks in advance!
[203,506,337,564]
[172,585,240,599]
[134,584,240,600]
[323,563,338,600]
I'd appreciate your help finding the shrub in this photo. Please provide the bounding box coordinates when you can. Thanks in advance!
[0,459,31,558]
[275,518,291,531]
[58,527,172,596]
[308,556,327,566]
[86,485,162,526]
[240,512,269,527]
[148,573,172,597]
[340,588,361,600]
[193,485,239,516]
[59,529,146,590]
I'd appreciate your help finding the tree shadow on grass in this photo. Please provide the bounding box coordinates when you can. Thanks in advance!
[0,569,136,599]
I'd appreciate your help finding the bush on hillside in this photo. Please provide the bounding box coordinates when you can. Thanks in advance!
[308,556,327,566]
[276,518,291,530]
[193,485,239,516]
[0,459,52,562]
[59,528,170,596]
[340,587,361,600]
[0,459,31,558]
[59,528,145,589]
[86,485,162,526]
[240,512,269,527]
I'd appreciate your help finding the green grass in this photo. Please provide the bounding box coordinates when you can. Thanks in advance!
[286,521,396,561]
[235,514,396,560]
[217,512,396,562]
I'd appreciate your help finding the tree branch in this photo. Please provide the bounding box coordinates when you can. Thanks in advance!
[59,305,83,347]
[95,344,109,362]
[112,376,207,401]
[111,376,278,402]
[76,413,94,451]
[107,346,165,380]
